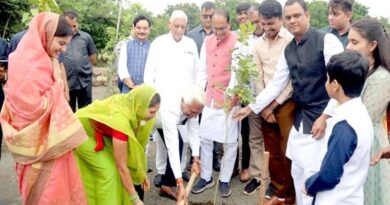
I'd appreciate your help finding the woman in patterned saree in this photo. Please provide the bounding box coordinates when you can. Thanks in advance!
[74,85,160,205]
[346,19,390,205]
[0,12,88,204]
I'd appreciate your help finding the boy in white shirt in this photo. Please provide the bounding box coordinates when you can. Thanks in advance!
[303,50,374,205]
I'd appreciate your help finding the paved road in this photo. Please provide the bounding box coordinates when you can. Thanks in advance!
[0,86,260,205]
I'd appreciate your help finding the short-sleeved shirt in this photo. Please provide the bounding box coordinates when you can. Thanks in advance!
[63,30,97,90]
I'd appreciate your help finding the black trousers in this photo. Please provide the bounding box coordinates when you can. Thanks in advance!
[69,84,92,112]
[135,184,144,201]
[234,115,251,170]
[157,128,183,187]
[241,116,250,169]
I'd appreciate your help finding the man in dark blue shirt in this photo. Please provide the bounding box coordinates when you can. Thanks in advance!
[63,11,97,112]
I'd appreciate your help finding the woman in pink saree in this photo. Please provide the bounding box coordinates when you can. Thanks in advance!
[0,12,87,205]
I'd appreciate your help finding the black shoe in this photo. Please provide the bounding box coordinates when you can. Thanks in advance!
[182,172,190,182]
[192,178,215,194]
[154,174,162,187]
[243,178,261,195]
[218,181,232,197]
[265,183,277,199]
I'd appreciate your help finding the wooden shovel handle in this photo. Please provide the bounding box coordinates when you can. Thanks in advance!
[177,172,197,205]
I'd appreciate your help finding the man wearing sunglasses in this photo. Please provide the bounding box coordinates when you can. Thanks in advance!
[187,1,215,55]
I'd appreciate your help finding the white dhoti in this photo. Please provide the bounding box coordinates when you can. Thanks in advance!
[199,106,239,183]
[286,123,324,205]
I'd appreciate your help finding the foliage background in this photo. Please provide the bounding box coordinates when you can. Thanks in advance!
[1,0,389,66]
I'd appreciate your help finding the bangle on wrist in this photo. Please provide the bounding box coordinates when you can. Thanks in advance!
[129,193,140,203]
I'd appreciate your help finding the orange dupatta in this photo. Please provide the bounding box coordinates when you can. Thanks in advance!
[0,12,87,205]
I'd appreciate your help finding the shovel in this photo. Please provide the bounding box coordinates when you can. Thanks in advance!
[177,172,197,205]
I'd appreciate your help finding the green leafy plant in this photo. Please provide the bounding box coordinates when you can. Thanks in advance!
[22,0,60,26]
[224,21,258,111]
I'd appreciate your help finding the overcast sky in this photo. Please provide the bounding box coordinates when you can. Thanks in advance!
[130,0,390,19]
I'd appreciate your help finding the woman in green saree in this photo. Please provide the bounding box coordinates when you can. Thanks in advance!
[74,85,160,205]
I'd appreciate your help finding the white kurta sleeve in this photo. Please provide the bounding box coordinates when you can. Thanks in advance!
[248,50,291,114]
[197,40,208,89]
[321,34,344,117]
[185,117,200,157]
[117,42,130,81]
[161,108,182,179]
[323,33,344,64]
[144,39,158,86]
[323,98,337,117]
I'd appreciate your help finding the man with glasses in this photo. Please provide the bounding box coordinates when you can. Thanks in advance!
[192,9,238,198]
[144,10,200,203]
[187,1,215,55]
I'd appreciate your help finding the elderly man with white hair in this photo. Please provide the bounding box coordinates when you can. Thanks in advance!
[144,10,200,203]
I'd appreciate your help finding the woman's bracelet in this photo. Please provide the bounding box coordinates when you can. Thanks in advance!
[129,193,140,204]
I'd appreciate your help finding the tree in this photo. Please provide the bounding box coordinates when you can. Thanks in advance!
[307,0,328,29]
[352,2,369,21]
[164,3,200,31]
[0,0,30,39]
[149,14,169,40]
[307,0,371,29]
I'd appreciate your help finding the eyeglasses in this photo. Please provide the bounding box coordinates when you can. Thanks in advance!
[202,14,213,20]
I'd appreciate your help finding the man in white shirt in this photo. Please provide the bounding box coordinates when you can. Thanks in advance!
[233,0,344,204]
[117,15,151,93]
[143,10,200,203]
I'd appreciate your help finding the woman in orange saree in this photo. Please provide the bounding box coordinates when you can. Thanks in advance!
[0,12,87,205]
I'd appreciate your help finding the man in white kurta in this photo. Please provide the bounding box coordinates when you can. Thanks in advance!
[143,10,200,202]
[192,9,239,198]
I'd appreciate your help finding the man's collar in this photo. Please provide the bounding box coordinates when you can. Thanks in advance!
[294,27,312,45]
[133,37,149,45]
[199,25,212,35]
[262,27,289,41]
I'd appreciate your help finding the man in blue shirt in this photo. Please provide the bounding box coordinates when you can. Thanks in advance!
[117,15,151,93]
[63,11,97,112]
